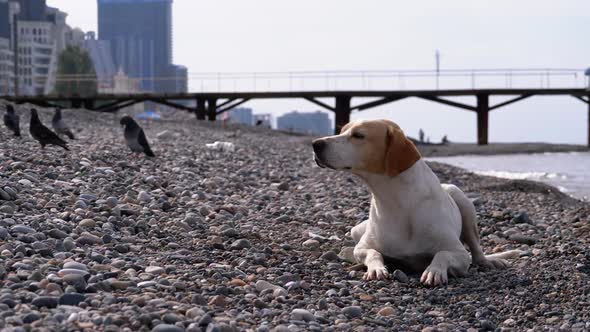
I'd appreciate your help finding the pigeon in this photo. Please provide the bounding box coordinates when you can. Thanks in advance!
[29,108,69,151]
[120,115,155,157]
[52,108,75,139]
[3,105,20,137]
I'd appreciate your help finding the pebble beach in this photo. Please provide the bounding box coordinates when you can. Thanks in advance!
[0,107,589,332]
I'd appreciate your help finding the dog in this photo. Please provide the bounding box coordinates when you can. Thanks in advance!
[312,119,522,286]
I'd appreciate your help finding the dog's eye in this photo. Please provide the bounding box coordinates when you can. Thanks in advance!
[352,132,365,139]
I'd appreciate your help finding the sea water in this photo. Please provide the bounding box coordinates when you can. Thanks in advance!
[427,152,590,201]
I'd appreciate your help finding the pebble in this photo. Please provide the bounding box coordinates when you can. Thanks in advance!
[341,306,362,319]
[105,196,119,208]
[79,219,96,228]
[59,293,85,306]
[0,227,8,240]
[377,306,395,316]
[392,269,409,283]
[63,261,88,271]
[302,239,320,249]
[138,191,152,202]
[32,296,59,308]
[77,232,103,245]
[291,308,316,322]
[230,239,252,250]
[146,266,166,275]
[11,224,35,234]
[151,324,185,332]
[338,247,356,264]
[509,234,537,245]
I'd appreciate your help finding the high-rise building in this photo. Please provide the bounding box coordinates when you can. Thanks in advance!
[97,0,187,93]
[0,0,81,95]
[82,31,116,90]
[0,1,15,94]
[226,107,253,125]
[277,111,333,136]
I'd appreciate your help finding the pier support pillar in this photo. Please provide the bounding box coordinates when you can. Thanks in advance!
[195,98,206,120]
[476,94,489,145]
[207,98,217,121]
[334,95,351,134]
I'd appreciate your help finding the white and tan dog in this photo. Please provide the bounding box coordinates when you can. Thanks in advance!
[312,119,521,286]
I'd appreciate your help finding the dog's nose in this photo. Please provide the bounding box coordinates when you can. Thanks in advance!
[312,139,327,154]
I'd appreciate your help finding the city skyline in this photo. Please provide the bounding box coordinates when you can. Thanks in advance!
[44,1,590,143]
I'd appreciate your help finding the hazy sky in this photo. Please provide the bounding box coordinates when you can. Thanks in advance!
[47,0,590,143]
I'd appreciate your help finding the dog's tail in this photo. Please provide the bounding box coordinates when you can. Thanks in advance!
[485,249,526,260]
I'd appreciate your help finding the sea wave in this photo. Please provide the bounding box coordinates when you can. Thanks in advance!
[475,170,566,181]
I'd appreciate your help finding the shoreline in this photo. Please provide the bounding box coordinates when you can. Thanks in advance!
[416,142,589,157]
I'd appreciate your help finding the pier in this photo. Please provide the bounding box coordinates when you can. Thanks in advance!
[2,68,589,146]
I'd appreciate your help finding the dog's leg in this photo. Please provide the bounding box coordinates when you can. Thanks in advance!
[444,185,509,269]
[350,219,369,244]
[354,243,389,281]
[420,249,470,286]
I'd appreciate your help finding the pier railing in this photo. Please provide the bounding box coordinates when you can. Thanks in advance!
[53,68,587,94]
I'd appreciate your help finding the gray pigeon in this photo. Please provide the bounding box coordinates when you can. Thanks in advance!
[120,115,155,157]
[52,108,75,140]
[30,108,69,151]
[3,105,20,137]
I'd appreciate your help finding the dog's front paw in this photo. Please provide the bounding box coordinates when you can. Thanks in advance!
[363,265,389,281]
[420,266,448,286]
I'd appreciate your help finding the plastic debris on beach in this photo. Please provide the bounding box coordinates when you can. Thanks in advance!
[205,141,235,152]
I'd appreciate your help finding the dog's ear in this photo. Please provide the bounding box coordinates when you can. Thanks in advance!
[384,124,421,177]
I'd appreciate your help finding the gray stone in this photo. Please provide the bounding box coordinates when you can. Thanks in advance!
[151,324,185,332]
[105,197,118,208]
[59,293,85,306]
[146,266,166,275]
[0,227,8,240]
[48,228,68,239]
[320,250,339,261]
[291,308,315,322]
[508,234,537,245]
[76,232,103,245]
[22,312,41,324]
[11,224,35,234]
[63,261,88,271]
[138,191,152,202]
[32,296,58,308]
[341,306,362,319]
[512,210,533,224]
[230,239,251,250]
[392,269,409,283]
[0,205,14,214]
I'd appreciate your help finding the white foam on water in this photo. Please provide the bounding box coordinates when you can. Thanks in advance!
[427,152,590,200]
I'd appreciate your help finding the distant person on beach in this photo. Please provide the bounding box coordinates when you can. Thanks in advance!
[442,135,450,144]
[419,129,425,143]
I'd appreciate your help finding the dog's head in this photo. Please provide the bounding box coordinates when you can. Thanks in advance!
[312,119,421,177]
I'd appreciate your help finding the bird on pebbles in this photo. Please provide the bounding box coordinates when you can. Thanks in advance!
[52,108,76,140]
[29,108,69,151]
[120,115,155,157]
[3,105,20,137]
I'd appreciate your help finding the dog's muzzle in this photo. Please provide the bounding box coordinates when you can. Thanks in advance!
[312,139,332,169]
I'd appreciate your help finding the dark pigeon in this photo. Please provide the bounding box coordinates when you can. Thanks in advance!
[120,115,155,157]
[4,105,20,137]
[29,109,69,151]
[52,108,75,140]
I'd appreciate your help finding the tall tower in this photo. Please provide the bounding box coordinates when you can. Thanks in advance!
[97,0,174,92]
